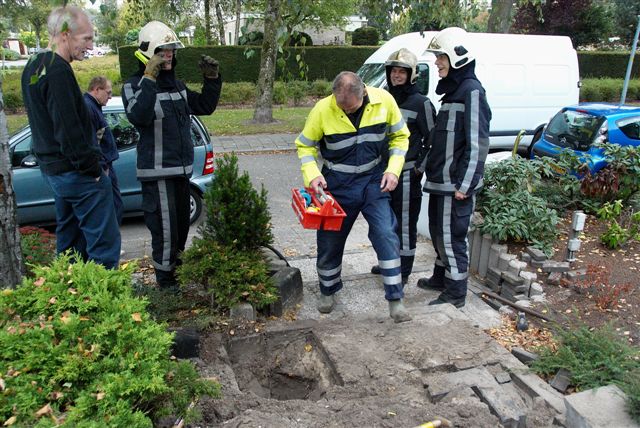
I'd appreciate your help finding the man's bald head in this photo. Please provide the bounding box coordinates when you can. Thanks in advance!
[332,71,366,114]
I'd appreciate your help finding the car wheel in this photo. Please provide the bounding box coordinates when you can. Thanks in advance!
[527,129,543,159]
[189,187,203,225]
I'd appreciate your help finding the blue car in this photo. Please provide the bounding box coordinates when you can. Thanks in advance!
[531,103,640,173]
[9,97,215,225]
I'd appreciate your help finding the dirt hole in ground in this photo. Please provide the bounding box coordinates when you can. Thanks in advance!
[226,328,343,401]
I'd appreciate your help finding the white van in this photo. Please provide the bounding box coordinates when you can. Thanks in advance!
[357,31,580,154]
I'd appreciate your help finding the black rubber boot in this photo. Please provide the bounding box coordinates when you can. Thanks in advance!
[371,265,381,275]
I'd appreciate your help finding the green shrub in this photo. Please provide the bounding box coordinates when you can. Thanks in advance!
[579,81,601,102]
[219,81,256,105]
[0,255,219,426]
[19,226,56,277]
[352,27,380,46]
[177,239,277,311]
[531,323,640,393]
[1,48,21,61]
[309,79,332,97]
[287,80,309,106]
[478,156,559,254]
[199,153,273,251]
[273,81,288,105]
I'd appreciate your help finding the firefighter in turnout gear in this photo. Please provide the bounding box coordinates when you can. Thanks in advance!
[370,48,436,284]
[123,21,222,290]
[417,27,491,308]
[295,71,412,323]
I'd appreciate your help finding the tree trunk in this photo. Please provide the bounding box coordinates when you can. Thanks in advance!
[253,0,280,124]
[487,0,514,33]
[204,0,212,44]
[0,77,25,288]
[213,0,226,45]
[234,0,241,45]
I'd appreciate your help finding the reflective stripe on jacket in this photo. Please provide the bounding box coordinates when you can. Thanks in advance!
[422,79,491,195]
[295,86,410,186]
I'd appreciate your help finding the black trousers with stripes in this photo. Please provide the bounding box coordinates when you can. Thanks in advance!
[428,193,475,299]
[390,168,423,278]
[141,177,191,287]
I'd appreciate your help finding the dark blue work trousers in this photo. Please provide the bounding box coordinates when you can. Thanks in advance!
[316,170,403,301]
[106,164,123,226]
[428,193,475,299]
[44,170,121,269]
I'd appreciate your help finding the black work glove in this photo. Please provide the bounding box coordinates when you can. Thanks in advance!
[144,54,165,80]
[199,54,219,79]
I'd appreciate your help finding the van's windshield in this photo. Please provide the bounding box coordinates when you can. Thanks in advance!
[357,63,430,96]
[545,109,604,151]
[357,63,387,89]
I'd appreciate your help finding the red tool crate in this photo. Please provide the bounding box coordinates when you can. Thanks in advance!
[291,187,346,231]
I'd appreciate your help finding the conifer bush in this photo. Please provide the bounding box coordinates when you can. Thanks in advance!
[199,153,273,251]
[0,255,219,426]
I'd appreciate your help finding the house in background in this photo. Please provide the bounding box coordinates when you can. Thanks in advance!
[3,38,27,55]
[222,14,368,45]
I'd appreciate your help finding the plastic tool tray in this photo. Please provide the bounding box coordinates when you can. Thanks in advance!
[291,187,346,231]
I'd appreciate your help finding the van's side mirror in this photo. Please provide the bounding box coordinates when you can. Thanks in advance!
[21,154,38,168]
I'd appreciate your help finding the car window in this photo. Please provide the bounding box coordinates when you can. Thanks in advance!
[617,116,640,140]
[357,63,386,90]
[105,112,139,151]
[416,63,429,96]
[11,135,33,168]
[190,119,206,147]
[545,110,603,151]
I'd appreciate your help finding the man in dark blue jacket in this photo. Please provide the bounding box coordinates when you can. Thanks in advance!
[84,76,122,225]
[123,20,221,290]
[21,6,120,269]
[417,27,492,308]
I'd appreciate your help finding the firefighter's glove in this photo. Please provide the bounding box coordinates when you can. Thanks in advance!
[199,55,219,79]
[144,54,164,80]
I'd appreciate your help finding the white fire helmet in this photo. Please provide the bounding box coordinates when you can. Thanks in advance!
[137,20,184,59]
[385,48,418,84]
[426,27,474,69]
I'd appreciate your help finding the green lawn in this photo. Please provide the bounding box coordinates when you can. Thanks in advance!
[6,105,310,136]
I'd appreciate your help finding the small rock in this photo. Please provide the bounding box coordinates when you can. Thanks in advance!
[550,368,572,393]
[547,272,563,285]
[526,246,547,262]
[230,302,256,321]
[495,372,512,384]
[542,260,571,273]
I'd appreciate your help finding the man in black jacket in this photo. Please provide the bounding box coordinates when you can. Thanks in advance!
[371,48,435,285]
[84,76,122,225]
[417,27,492,308]
[123,20,222,290]
[21,6,120,269]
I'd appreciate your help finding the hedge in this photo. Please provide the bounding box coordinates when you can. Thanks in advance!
[578,51,640,78]
[118,45,377,83]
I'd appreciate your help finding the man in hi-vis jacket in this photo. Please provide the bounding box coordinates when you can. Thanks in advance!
[295,71,412,323]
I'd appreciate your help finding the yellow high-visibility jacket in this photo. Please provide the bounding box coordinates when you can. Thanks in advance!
[295,86,410,186]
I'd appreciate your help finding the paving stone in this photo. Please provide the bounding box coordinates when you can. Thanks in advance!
[531,259,545,268]
[230,302,256,321]
[476,383,527,427]
[547,272,563,285]
[526,246,547,261]
[512,372,566,415]
[498,253,517,271]
[514,294,528,301]
[542,260,571,273]
[508,259,528,276]
[511,347,538,364]
[529,282,544,297]
[565,268,588,282]
[267,266,303,317]
[519,271,537,287]
[520,252,532,263]
[550,368,572,393]
[426,366,498,401]
[565,384,638,428]
[530,294,546,303]
[502,271,525,286]
[495,372,512,384]
[489,244,506,269]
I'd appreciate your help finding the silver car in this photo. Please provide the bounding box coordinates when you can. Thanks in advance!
[9,97,215,225]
